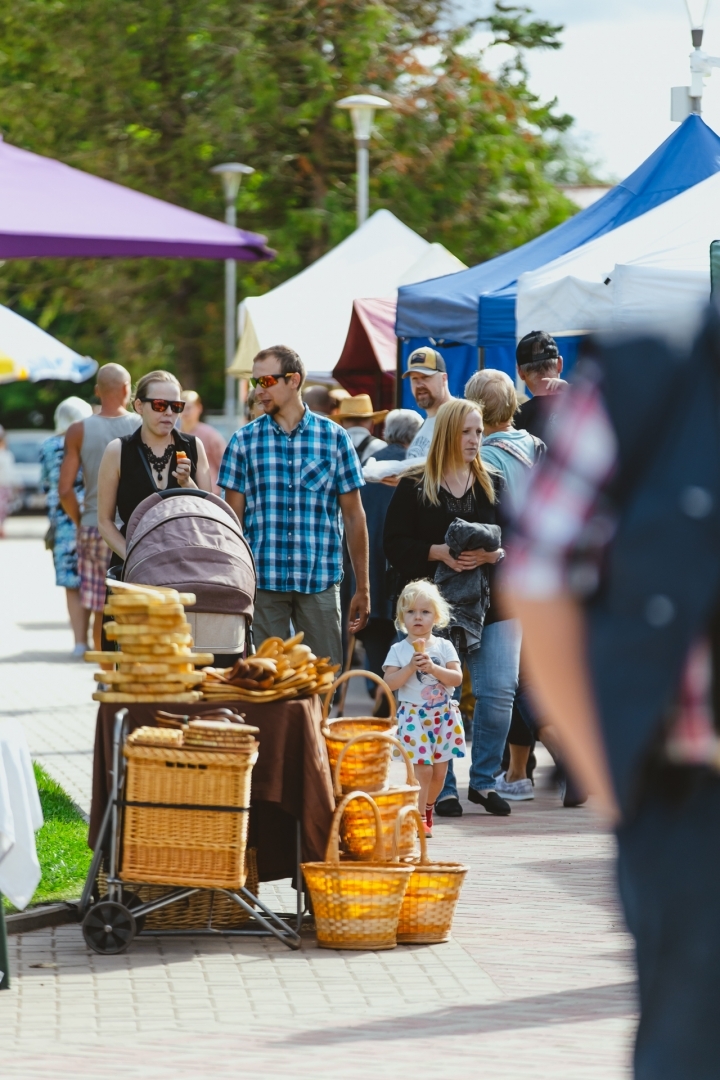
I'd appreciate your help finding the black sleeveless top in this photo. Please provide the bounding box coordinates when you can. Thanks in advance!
[117,425,198,534]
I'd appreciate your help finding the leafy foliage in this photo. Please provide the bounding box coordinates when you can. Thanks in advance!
[0,1,584,417]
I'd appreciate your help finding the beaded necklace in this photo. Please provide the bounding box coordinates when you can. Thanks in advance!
[142,440,174,483]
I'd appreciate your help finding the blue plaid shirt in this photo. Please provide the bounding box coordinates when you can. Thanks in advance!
[219,406,364,593]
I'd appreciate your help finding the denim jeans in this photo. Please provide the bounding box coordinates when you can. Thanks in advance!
[617,775,720,1079]
[439,618,521,799]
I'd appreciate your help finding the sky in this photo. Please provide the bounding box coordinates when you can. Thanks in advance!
[470,0,720,180]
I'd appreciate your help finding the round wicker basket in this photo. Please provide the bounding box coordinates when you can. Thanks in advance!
[335,733,419,861]
[392,806,468,944]
[321,670,397,793]
[301,791,414,951]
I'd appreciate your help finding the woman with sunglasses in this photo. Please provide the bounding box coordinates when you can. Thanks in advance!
[97,369,212,565]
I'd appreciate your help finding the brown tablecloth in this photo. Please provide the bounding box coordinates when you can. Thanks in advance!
[88,697,335,882]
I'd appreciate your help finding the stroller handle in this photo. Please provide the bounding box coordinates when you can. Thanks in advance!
[158,488,210,499]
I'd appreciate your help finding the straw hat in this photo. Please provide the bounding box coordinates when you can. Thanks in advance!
[331,394,388,423]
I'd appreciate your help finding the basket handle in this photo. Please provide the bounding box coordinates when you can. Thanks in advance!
[325,790,385,864]
[321,669,396,724]
[332,731,416,799]
[391,805,428,865]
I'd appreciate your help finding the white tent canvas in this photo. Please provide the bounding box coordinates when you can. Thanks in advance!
[516,170,720,341]
[0,304,97,384]
[229,210,465,378]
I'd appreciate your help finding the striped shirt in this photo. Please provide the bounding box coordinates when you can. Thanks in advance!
[219,406,364,593]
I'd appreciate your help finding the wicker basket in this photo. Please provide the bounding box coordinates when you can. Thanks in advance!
[322,670,397,793]
[119,743,257,890]
[335,734,420,861]
[99,849,259,929]
[301,791,414,951]
[392,806,468,945]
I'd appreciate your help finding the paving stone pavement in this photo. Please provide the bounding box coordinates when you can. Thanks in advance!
[0,517,638,1078]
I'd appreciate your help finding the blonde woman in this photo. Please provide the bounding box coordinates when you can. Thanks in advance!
[384,398,521,818]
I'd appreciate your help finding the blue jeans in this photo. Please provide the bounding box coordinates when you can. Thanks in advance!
[439,619,521,799]
[617,775,720,1079]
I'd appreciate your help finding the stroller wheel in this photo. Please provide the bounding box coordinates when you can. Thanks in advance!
[82,901,137,955]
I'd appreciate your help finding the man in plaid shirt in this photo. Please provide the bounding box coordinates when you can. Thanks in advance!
[220,345,369,666]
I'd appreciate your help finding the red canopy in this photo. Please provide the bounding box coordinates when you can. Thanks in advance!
[333,298,397,411]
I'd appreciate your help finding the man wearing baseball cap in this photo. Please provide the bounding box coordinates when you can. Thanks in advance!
[515,330,568,439]
[402,346,453,459]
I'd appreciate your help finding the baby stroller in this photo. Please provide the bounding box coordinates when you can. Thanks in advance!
[120,488,256,661]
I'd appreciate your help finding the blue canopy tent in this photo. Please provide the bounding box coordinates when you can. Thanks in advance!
[396,115,720,385]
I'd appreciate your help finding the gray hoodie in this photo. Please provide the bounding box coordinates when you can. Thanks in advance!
[481,428,544,512]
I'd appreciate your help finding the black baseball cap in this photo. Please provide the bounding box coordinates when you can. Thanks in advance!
[402,346,447,378]
[516,330,559,368]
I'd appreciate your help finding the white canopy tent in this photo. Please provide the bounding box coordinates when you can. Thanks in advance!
[0,304,97,384]
[228,210,465,379]
[515,169,720,343]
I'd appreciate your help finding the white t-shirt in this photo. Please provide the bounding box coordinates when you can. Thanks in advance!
[406,415,435,459]
[383,635,459,708]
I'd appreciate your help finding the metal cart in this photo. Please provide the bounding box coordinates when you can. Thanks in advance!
[78,709,301,954]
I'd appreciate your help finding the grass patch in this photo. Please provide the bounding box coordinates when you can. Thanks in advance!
[2,763,91,913]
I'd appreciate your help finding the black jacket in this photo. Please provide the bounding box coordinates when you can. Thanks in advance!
[342,442,407,621]
[383,473,501,616]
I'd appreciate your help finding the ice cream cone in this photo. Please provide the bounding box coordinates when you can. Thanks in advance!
[412,638,426,653]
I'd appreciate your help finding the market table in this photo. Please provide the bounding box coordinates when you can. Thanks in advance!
[0,720,44,989]
[88,696,335,882]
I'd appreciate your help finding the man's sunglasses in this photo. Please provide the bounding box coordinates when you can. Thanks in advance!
[139,397,186,414]
[249,373,292,389]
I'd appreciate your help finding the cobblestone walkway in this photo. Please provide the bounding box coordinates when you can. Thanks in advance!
[0,518,637,1078]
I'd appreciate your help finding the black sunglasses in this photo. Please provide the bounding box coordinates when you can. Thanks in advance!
[249,373,292,389]
[139,397,186,414]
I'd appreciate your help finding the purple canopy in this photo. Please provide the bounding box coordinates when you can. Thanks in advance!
[0,138,273,261]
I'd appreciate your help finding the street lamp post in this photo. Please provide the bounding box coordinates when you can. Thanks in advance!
[210,162,254,428]
[336,94,391,228]
[672,0,720,119]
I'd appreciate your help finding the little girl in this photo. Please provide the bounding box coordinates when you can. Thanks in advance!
[383,580,465,836]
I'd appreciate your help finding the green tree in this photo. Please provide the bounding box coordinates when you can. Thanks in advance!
[0,0,581,418]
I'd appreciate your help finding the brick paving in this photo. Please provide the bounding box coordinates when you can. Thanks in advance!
[0,518,637,1078]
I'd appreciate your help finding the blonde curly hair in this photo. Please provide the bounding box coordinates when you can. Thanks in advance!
[395,579,452,633]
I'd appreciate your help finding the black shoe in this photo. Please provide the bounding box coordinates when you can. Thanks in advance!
[468,787,511,816]
[561,776,588,808]
[435,796,463,818]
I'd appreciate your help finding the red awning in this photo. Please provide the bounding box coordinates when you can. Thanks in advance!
[333,298,397,411]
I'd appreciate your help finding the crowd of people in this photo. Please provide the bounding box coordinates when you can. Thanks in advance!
[23,316,720,1073]
[33,329,575,835]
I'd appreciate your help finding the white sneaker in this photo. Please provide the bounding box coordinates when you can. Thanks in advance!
[495,772,534,801]
[71,643,87,659]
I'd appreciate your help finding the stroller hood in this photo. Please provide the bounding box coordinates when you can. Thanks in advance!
[123,490,255,619]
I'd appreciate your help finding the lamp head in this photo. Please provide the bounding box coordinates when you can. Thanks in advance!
[336,94,391,142]
[685,0,710,41]
[210,162,254,203]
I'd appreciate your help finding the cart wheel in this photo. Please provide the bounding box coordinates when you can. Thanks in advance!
[82,901,137,955]
[99,891,146,934]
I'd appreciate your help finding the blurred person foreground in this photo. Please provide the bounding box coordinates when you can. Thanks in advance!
[503,308,720,1079]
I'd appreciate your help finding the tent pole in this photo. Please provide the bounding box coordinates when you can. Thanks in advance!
[395,338,403,408]
[478,347,485,371]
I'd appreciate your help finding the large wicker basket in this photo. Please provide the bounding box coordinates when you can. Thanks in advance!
[99,851,259,929]
[322,670,397,793]
[335,734,419,861]
[392,806,468,945]
[301,791,414,951]
[120,743,256,890]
